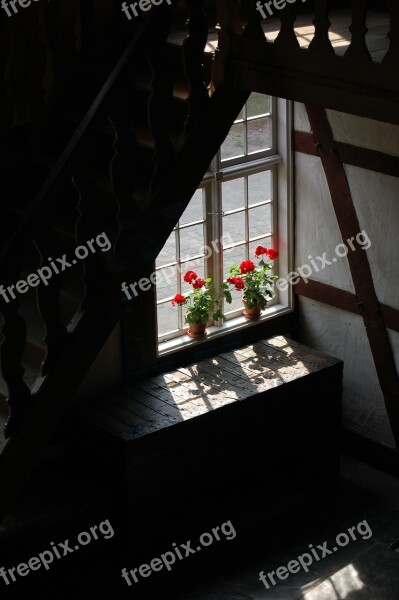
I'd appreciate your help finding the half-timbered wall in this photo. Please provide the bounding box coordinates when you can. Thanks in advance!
[294,102,399,447]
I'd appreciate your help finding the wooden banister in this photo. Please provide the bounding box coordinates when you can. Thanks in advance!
[0,0,251,524]
[219,0,399,125]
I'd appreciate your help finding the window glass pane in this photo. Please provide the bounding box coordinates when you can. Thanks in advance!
[180,189,204,225]
[222,178,245,213]
[221,122,245,161]
[156,265,178,302]
[248,171,271,206]
[247,116,271,154]
[223,244,246,313]
[223,244,246,280]
[249,204,272,239]
[247,93,270,118]
[222,212,246,245]
[179,224,204,259]
[236,106,245,121]
[156,231,176,267]
[157,302,179,337]
[225,287,244,314]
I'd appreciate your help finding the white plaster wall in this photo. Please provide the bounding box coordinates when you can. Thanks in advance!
[345,166,399,309]
[327,110,399,157]
[295,153,354,293]
[295,103,399,447]
[298,298,395,447]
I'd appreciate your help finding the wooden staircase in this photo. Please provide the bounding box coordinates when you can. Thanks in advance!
[0,0,250,525]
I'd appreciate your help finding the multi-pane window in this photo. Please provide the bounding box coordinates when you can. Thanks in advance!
[156,94,290,345]
[156,188,207,338]
[221,93,274,163]
[221,169,275,315]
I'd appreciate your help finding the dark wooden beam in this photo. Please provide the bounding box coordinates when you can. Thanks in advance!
[295,131,399,179]
[228,35,399,126]
[305,105,399,452]
[295,279,399,335]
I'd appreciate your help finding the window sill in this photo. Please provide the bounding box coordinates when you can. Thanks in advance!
[157,303,293,357]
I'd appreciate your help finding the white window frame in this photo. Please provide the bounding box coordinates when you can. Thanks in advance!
[157,97,294,355]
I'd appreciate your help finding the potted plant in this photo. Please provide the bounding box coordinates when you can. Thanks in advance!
[227,246,279,320]
[171,270,228,339]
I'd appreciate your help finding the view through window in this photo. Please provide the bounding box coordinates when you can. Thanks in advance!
[156,93,282,343]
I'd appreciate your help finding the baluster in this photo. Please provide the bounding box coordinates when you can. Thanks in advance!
[383,0,399,65]
[215,0,243,36]
[79,0,94,69]
[42,0,63,110]
[274,4,299,50]
[183,0,209,131]
[42,0,80,114]
[22,1,48,152]
[308,0,335,55]
[213,0,245,89]
[1,301,33,438]
[146,7,175,191]
[73,139,119,309]
[33,219,69,376]
[0,22,13,164]
[345,0,371,61]
[0,249,33,438]
[241,0,265,43]
[109,105,141,222]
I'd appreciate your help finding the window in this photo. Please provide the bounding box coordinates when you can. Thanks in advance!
[156,94,293,349]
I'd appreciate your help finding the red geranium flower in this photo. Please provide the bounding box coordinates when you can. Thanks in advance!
[266,248,279,260]
[184,270,198,284]
[171,293,186,306]
[227,277,245,291]
[255,246,268,258]
[239,260,255,274]
[192,278,205,289]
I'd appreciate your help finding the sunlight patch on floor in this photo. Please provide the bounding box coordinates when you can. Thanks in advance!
[302,564,364,599]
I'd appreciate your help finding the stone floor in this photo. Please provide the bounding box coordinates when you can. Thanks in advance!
[174,455,399,600]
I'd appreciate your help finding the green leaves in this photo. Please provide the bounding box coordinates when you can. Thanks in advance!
[223,290,233,304]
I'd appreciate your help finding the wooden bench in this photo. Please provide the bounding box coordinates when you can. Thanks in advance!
[72,336,343,550]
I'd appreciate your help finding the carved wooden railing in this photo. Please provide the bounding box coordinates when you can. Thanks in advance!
[0,0,250,522]
[213,0,399,125]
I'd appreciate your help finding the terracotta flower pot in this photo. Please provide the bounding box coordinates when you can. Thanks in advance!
[187,322,207,340]
[242,298,261,320]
